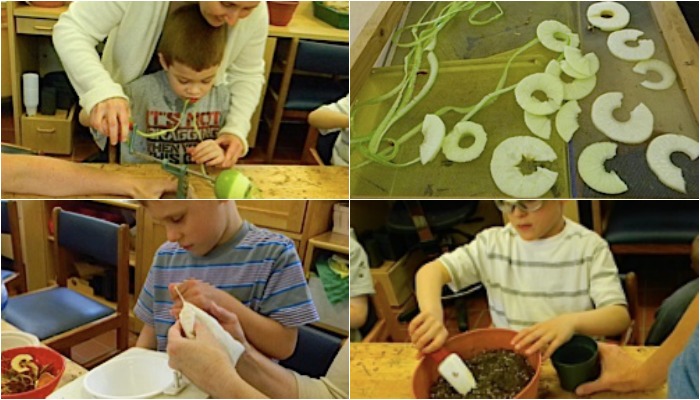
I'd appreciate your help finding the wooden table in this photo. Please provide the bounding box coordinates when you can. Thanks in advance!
[1,320,87,391]
[1,163,349,199]
[350,343,667,399]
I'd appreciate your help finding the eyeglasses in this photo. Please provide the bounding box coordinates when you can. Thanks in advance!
[494,200,544,214]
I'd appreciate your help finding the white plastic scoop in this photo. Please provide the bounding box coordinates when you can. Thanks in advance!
[429,348,477,395]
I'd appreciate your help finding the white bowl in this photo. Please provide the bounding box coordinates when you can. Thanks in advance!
[83,354,174,399]
[1,331,40,351]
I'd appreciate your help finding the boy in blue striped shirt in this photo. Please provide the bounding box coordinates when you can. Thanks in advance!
[133,200,318,360]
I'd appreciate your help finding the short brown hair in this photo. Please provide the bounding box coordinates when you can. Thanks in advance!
[158,4,227,71]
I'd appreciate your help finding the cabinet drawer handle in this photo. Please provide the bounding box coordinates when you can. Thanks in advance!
[32,25,54,31]
[36,127,56,134]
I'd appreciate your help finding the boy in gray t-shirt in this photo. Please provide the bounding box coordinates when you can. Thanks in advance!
[83,4,232,165]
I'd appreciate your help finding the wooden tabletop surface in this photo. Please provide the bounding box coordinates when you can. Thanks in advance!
[1,320,87,392]
[1,163,349,199]
[350,342,667,399]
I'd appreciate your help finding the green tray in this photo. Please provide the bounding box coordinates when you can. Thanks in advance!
[352,52,572,198]
[351,1,698,198]
[313,2,349,30]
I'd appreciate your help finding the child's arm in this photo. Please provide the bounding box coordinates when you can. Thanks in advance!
[170,281,298,360]
[308,107,349,131]
[215,292,298,360]
[350,295,369,329]
[512,304,630,359]
[135,324,157,350]
[409,260,452,356]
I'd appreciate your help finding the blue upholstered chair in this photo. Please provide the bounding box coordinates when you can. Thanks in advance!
[2,207,130,368]
[265,39,349,162]
[1,200,27,294]
[279,325,343,378]
[593,200,697,256]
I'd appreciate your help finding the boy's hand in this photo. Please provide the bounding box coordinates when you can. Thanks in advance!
[206,302,249,346]
[408,311,448,357]
[215,134,245,168]
[511,314,577,359]
[169,279,216,316]
[188,140,225,167]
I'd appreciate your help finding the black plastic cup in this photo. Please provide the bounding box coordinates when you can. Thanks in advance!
[551,335,601,392]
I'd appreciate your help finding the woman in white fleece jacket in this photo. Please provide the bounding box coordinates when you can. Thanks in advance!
[52,2,267,166]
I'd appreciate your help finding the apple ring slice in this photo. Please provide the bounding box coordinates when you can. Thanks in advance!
[442,121,487,163]
[608,29,655,61]
[490,136,558,198]
[578,141,628,194]
[592,92,653,144]
[515,73,564,116]
[587,1,630,32]
[646,134,699,193]
[633,59,677,91]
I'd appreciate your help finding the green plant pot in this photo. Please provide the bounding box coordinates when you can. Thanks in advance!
[551,335,601,392]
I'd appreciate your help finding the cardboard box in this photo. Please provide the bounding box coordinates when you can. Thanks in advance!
[370,249,425,307]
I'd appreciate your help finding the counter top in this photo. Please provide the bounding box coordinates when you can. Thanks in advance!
[1,163,349,199]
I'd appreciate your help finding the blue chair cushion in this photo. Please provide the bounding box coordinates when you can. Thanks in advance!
[2,287,113,340]
[1,201,9,234]
[605,201,698,244]
[284,76,347,111]
[279,325,342,378]
[1,269,16,283]
[57,211,121,267]
[1,257,12,272]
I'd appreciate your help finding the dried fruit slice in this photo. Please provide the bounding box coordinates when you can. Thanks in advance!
[537,20,580,53]
[515,73,564,116]
[442,121,487,163]
[563,46,600,78]
[490,136,558,198]
[524,111,551,140]
[646,134,699,193]
[578,142,628,194]
[632,59,677,91]
[555,100,581,143]
[587,1,630,32]
[607,29,655,61]
[591,92,653,144]
[545,60,597,100]
[420,114,446,165]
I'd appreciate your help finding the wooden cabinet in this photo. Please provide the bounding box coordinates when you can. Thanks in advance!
[7,3,73,153]
[238,200,336,262]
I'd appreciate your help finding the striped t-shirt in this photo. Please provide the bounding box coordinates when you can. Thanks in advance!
[439,218,626,331]
[134,221,319,351]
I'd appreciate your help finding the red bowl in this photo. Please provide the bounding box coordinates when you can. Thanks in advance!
[2,346,66,399]
[413,328,542,398]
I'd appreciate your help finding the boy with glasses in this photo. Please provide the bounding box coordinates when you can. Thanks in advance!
[409,200,630,360]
